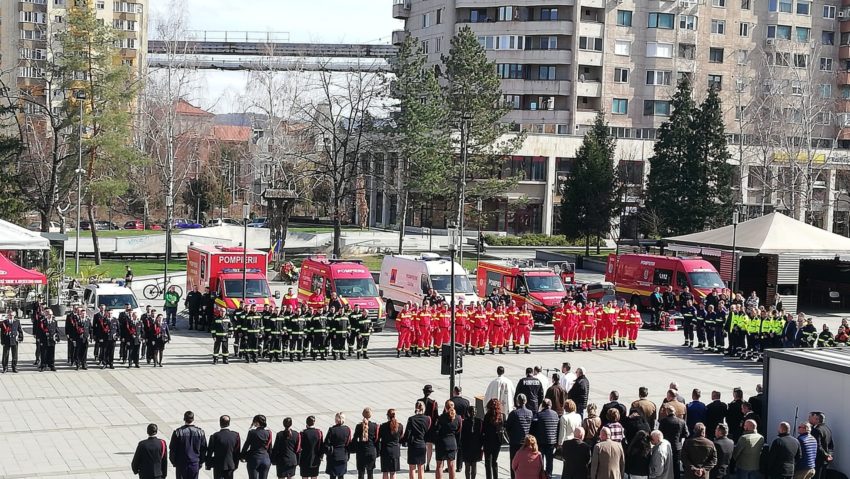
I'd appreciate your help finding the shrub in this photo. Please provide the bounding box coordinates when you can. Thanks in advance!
[483,234,603,247]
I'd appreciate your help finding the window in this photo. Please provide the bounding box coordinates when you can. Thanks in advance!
[708,74,723,90]
[797,1,810,15]
[712,0,725,6]
[556,125,568,135]
[497,64,524,79]
[739,22,749,37]
[648,13,675,29]
[614,40,631,56]
[496,35,525,50]
[769,0,778,11]
[538,36,557,50]
[735,78,746,92]
[817,113,831,125]
[541,8,558,20]
[711,20,726,34]
[506,157,547,181]
[653,269,673,286]
[647,42,673,58]
[497,6,517,21]
[613,68,629,83]
[735,106,746,120]
[823,31,835,45]
[54,15,64,23]
[677,71,693,84]
[820,84,832,98]
[434,37,442,53]
[679,43,696,60]
[423,12,432,28]
[824,5,836,18]
[96,0,104,8]
[820,57,834,71]
[796,27,810,43]
[791,81,803,95]
[579,37,603,51]
[538,65,556,80]
[794,53,808,67]
[680,15,698,30]
[776,25,792,40]
[503,95,521,109]
[646,70,673,86]
[644,100,672,116]
[477,36,494,50]
[612,99,629,114]
[617,10,633,26]
[709,47,724,63]
[470,9,488,22]
[741,0,751,9]
[736,49,749,64]
[779,0,792,13]
[436,8,443,24]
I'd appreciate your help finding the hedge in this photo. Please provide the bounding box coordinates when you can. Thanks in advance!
[483,234,604,247]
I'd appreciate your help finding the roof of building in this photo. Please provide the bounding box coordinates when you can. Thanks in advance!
[175,99,214,117]
[665,212,850,255]
[213,125,252,143]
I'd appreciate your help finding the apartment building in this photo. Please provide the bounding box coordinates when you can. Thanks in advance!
[387,0,850,237]
[0,0,147,111]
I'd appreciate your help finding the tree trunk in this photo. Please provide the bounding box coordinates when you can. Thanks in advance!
[596,231,601,255]
[585,233,590,256]
[40,210,50,233]
[398,190,408,254]
[87,203,102,265]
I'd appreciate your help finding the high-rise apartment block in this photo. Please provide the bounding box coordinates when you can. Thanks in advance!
[384,0,850,237]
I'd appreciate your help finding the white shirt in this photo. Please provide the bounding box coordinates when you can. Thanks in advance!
[557,412,583,445]
[534,373,549,388]
[560,371,577,391]
[484,375,515,417]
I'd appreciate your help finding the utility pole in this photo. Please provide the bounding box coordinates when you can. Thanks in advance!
[73,90,86,276]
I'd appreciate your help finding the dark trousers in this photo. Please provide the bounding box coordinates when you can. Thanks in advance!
[102,340,115,366]
[75,340,89,367]
[706,326,716,348]
[175,463,200,479]
[128,343,140,366]
[213,336,230,358]
[509,444,520,479]
[682,318,694,341]
[651,308,661,327]
[357,335,370,353]
[696,321,706,343]
[93,339,100,363]
[211,468,234,479]
[247,456,271,479]
[714,327,725,350]
[484,450,500,479]
[188,308,201,328]
[67,338,76,363]
[672,448,682,479]
[540,443,555,476]
[289,335,303,354]
[119,339,127,361]
[2,345,18,370]
[166,307,177,326]
[205,314,215,332]
[40,343,56,368]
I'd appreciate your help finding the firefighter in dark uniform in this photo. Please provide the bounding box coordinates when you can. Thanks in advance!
[261,305,277,359]
[74,310,92,370]
[231,304,246,359]
[331,306,351,361]
[287,306,307,362]
[353,305,372,359]
[65,307,79,364]
[202,287,216,333]
[103,314,121,369]
[680,299,697,347]
[267,306,285,362]
[127,312,144,368]
[695,302,707,349]
[344,304,357,357]
[800,318,818,347]
[1,310,24,373]
[118,304,133,364]
[185,285,204,331]
[309,306,328,360]
[817,324,835,347]
[212,310,231,364]
[31,301,44,366]
[244,304,262,363]
[93,304,108,365]
[38,311,61,372]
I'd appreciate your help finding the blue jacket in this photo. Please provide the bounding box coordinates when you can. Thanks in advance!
[686,401,707,432]
[797,433,817,470]
[531,408,560,446]
[170,424,208,467]
[506,407,533,446]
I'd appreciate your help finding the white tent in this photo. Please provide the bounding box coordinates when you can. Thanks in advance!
[0,219,50,250]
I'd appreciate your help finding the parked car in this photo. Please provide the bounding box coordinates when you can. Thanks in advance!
[27,221,61,233]
[147,223,163,231]
[207,218,242,227]
[123,220,144,230]
[246,217,268,228]
[79,221,92,231]
[95,221,120,230]
[172,218,203,229]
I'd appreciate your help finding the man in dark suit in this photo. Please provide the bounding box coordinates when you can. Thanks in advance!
[767,422,800,479]
[725,388,745,441]
[132,423,168,479]
[741,402,762,436]
[206,415,241,479]
[747,385,764,418]
[506,394,534,479]
[170,410,207,479]
[682,423,717,479]
[601,391,628,427]
[1,310,24,373]
[515,367,545,412]
[450,386,471,419]
[711,424,734,479]
[562,426,592,479]
[705,391,728,440]
[809,412,834,479]
[659,404,689,479]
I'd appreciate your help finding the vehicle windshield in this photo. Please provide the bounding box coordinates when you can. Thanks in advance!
[100,294,138,310]
[688,272,725,289]
[334,278,378,298]
[430,274,474,294]
[524,275,566,293]
[223,279,271,298]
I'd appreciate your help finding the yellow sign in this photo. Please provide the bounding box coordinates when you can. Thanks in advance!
[772,152,826,164]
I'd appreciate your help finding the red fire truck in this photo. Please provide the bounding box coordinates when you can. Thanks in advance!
[604,253,724,307]
[186,243,278,318]
[476,260,567,324]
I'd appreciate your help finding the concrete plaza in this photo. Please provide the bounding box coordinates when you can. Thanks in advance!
[0,312,764,479]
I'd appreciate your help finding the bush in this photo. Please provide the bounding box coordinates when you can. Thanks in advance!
[483,234,603,247]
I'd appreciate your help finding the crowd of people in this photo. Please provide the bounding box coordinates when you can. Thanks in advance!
[129,367,836,479]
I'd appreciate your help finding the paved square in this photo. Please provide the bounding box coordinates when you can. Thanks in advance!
[0,316,762,479]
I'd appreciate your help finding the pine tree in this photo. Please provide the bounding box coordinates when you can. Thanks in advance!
[693,87,734,230]
[560,113,620,254]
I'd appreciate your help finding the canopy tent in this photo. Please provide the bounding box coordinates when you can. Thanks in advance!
[665,212,850,255]
[0,253,47,285]
[0,219,50,251]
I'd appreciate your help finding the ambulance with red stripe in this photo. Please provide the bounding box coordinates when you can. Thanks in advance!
[476,260,567,324]
[297,255,386,331]
[186,243,279,318]
[604,253,724,308]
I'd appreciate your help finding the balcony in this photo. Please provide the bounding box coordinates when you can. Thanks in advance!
[582,0,605,7]
[501,79,572,94]
[578,22,604,38]
[575,81,601,97]
[391,30,409,46]
[841,45,850,60]
[574,109,600,125]
[392,0,411,19]
[456,0,575,7]
[457,20,574,36]
[505,109,570,123]
[840,128,850,141]
[486,49,572,64]
[576,50,603,66]
[839,99,850,113]
[839,71,850,85]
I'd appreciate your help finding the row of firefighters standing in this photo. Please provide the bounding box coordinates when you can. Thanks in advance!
[392,298,643,357]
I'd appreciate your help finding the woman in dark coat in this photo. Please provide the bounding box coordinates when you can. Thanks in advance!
[150,314,169,367]
[272,417,300,479]
[325,412,352,479]
[353,408,379,479]
[435,400,462,479]
[460,406,484,479]
[624,429,652,479]
[378,409,404,479]
[482,399,505,479]
[241,414,273,479]
[403,401,432,479]
[299,415,324,479]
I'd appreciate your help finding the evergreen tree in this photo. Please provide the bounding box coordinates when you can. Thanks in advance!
[693,87,734,229]
[560,113,621,254]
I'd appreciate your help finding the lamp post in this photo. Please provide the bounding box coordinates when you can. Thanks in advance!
[447,227,459,393]
[731,208,740,294]
[457,114,472,267]
[73,90,86,276]
[242,202,250,304]
[476,198,483,266]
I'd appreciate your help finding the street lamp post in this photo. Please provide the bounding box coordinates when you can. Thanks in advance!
[73,90,86,276]
[731,208,740,294]
[476,198,483,266]
[447,227,459,393]
[242,202,250,304]
[457,115,472,267]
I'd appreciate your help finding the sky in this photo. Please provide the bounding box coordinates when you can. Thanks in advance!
[148,0,403,112]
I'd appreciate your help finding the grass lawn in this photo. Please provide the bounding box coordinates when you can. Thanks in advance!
[65,259,186,279]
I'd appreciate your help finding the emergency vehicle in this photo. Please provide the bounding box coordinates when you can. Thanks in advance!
[476,260,567,324]
[297,255,386,331]
[186,243,279,318]
[379,253,480,317]
[605,253,724,307]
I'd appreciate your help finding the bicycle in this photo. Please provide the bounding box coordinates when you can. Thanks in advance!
[143,277,184,300]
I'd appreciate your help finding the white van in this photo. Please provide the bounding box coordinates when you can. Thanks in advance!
[379,253,480,317]
[83,283,143,319]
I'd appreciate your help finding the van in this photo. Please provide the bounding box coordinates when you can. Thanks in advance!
[379,253,480,317]
[297,255,386,331]
[82,283,142,319]
[605,253,725,307]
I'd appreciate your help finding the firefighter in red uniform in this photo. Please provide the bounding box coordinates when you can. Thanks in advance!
[455,301,469,351]
[551,301,564,351]
[471,304,488,355]
[616,300,629,348]
[409,304,421,356]
[307,289,325,313]
[516,303,533,354]
[581,300,596,351]
[433,304,450,355]
[417,303,433,357]
[396,303,415,358]
[491,305,507,354]
[627,304,642,350]
[506,300,520,351]
[565,301,579,352]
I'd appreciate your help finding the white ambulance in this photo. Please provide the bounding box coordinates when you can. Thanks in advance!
[379,253,480,318]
